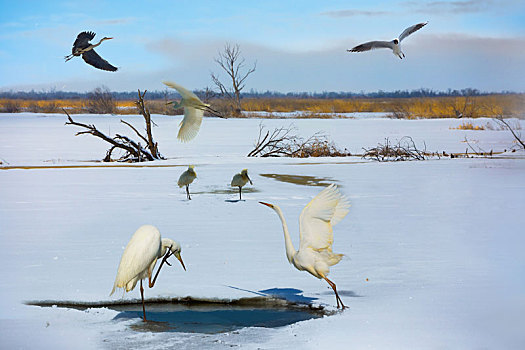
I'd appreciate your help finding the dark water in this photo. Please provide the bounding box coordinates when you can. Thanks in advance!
[114,307,322,333]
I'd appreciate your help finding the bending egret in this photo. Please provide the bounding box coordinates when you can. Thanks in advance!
[65,31,118,71]
[347,22,428,59]
[260,184,350,309]
[110,225,186,321]
[163,81,224,142]
[231,169,253,200]
[178,165,197,200]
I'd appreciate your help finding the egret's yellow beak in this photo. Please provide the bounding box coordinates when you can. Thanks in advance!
[175,252,186,271]
[259,201,273,208]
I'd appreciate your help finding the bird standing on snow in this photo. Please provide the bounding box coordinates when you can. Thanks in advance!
[163,81,224,142]
[110,225,186,321]
[347,22,428,59]
[260,184,350,309]
[178,165,197,200]
[65,31,118,71]
[231,169,253,200]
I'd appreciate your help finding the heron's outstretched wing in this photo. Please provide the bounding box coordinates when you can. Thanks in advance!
[178,106,203,142]
[299,184,350,252]
[399,22,428,42]
[73,31,96,51]
[347,40,393,52]
[81,49,118,71]
[163,81,202,101]
[111,226,161,295]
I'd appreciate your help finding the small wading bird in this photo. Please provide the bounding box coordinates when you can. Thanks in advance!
[347,22,428,59]
[178,165,197,200]
[163,81,224,142]
[260,184,350,309]
[110,225,186,321]
[65,31,118,71]
[231,169,253,200]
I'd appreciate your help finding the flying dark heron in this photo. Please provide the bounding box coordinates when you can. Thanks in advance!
[65,31,118,71]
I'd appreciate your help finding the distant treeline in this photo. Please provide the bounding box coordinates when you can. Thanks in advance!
[0,88,519,101]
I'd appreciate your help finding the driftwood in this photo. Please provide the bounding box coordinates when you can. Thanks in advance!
[64,90,164,162]
[362,137,426,162]
[247,123,351,158]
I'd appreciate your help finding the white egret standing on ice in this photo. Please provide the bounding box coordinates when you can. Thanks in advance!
[178,165,197,200]
[347,22,428,59]
[231,169,253,200]
[110,225,186,321]
[163,81,224,142]
[260,184,350,309]
[64,31,118,71]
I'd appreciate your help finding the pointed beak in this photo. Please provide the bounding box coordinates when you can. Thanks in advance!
[175,252,186,271]
[107,37,114,40]
[247,175,253,185]
[259,201,273,208]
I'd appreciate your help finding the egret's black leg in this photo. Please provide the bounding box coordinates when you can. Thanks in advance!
[239,186,242,200]
[186,185,191,200]
[140,279,147,321]
[324,277,347,309]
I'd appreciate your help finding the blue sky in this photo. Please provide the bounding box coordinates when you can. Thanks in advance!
[1,0,524,92]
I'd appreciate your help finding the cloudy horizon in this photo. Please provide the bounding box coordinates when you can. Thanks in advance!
[1,0,524,93]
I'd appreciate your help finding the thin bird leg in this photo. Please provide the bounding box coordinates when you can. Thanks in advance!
[149,250,173,288]
[140,279,147,321]
[324,277,347,309]
[239,186,242,200]
[64,54,74,61]
[186,184,191,200]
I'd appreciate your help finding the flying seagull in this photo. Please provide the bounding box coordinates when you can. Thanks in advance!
[347,22,428,59]
[65,31,118,71]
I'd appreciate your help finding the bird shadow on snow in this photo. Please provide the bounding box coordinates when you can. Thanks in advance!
[227,285,317,305]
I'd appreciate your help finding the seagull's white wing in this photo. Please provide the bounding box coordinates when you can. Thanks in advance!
[348,40,394,52]
[299,184,350,253]
[178,106,203,142]
[163,81,201,101]
[399,22,428,42]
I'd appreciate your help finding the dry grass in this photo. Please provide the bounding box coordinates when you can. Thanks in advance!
[451,122,485,130]
[1,94,523,119]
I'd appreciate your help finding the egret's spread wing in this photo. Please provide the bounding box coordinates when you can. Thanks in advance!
[178,106,203,142]
[111,228,161,294]
[73,31,96,51]
[163,81,202,101]
[399,22,427,42]
[348,41,393,52]
[82,49,118,71]
[299,184,350,252]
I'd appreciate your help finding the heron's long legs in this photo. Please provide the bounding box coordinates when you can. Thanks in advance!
[238,186,242,200]
[186,184,191,200]
[324,277,346,309]
[140,279,147,321]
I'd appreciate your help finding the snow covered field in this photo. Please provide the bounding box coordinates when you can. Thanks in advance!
[1,113,524,349]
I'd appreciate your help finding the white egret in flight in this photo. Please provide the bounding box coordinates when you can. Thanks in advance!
[178,165,197,200]
[110,225,186,321]
[231,169,253,200]
[347,22,428,59]
[260,184,350,309]
[163,81,224,142]
[65,31,118,71]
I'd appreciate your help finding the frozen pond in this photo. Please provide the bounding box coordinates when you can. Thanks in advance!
[1,113,525,349]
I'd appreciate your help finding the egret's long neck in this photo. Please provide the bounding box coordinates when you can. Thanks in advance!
[274,206,297,263]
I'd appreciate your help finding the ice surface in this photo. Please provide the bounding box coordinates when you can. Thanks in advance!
[1,113,524,349]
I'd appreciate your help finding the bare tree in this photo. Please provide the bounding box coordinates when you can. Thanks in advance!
[493,115,525,150]
[211,43,256,117]
[85,86,116,114]
[65,90,164,162]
